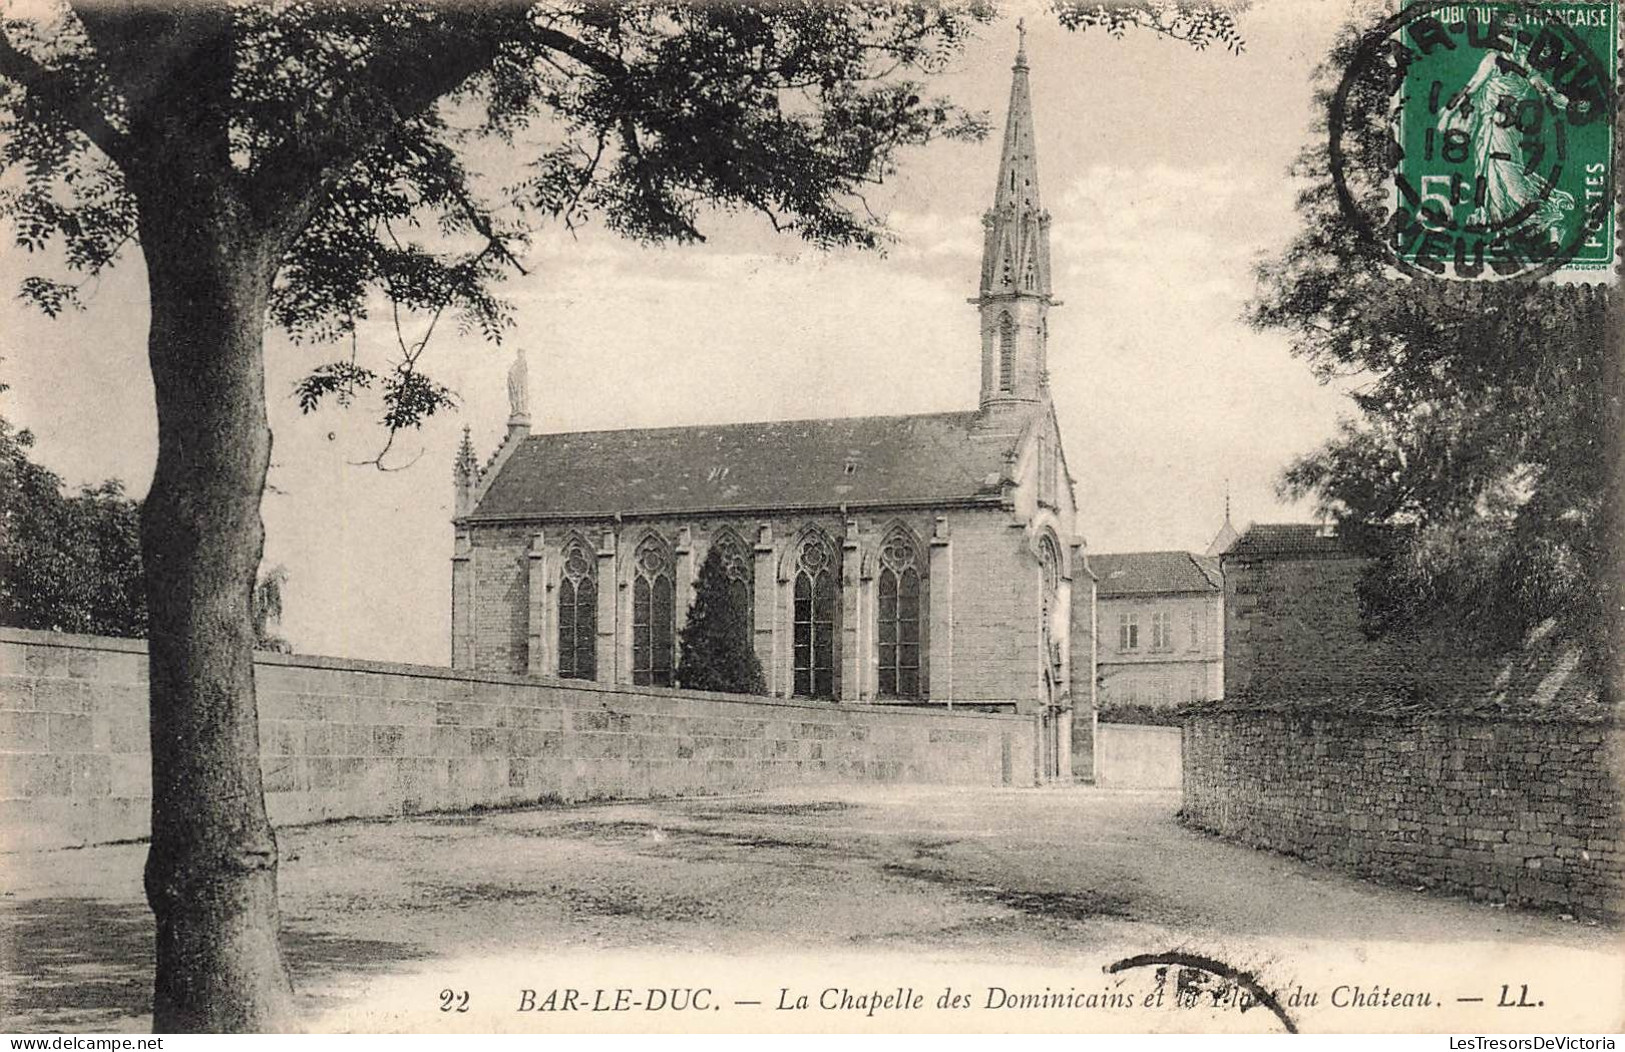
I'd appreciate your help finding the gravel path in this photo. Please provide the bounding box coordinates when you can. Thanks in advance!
[3,785,1618,1033]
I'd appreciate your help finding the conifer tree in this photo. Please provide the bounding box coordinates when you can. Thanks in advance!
[678,547,765,695]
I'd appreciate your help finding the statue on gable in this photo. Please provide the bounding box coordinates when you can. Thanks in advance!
[506,345,530,425]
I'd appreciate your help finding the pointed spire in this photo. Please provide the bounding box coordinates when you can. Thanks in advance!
[1206,481,1240,557]
[979,27,1049,300]
[975,25,1055,412]
[994,30,1041,216]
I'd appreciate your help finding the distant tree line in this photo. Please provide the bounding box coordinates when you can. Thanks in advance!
[0,407,146,637]
[0,407,289,650]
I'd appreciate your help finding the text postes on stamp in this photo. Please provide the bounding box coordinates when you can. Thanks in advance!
[1332,0,1618,280]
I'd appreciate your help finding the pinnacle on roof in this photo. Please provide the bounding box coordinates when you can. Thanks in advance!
[454,425,478,479]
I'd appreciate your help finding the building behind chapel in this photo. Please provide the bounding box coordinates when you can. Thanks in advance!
[449,39,1092,781]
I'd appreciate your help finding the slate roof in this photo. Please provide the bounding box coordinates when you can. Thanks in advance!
[1222,523,1352,561]
[1204,517,1240,557]
[1088,551,1221,597]
[470,410,1020,521]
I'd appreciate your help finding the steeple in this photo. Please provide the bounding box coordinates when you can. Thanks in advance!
[1205,480,1240,557]
[977,23,1054,412]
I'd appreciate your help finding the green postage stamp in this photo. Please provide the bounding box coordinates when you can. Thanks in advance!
[1369,1,1618,279]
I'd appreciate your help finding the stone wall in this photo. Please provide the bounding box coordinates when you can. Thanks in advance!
[1096,723,1182,789]
[0,628,1038,851]
[1182,709,1625,917]
[1222,551,1417,697]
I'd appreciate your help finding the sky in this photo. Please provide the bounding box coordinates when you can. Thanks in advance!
[0,0,1366,665]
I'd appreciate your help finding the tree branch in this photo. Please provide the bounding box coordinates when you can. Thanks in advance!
[530,24,626,79]
[0,26,131,168]
[247,1,544,238]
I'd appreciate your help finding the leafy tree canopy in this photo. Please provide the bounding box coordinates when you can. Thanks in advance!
[1,0,1008,450]
[1052,0,1244,50]
[0,405,296,648]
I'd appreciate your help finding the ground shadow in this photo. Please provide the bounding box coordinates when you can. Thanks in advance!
[880,859,1142,922]
[1,897,152,1029]
[1,896,432,1030]
[281,925,432,984]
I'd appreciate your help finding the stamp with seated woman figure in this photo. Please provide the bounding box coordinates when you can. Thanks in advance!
[1332,0,1617,280]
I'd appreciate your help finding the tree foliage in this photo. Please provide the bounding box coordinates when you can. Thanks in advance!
[1051,0,1246,52]
[1248,16,1614,669]
[678,545,765,695]
[0,410,297,648]
[0,409,146,638]
[0,1,1011,456]
[1,1,1245,454]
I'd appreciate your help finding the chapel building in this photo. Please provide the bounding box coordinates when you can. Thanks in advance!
[450,39,1092,781]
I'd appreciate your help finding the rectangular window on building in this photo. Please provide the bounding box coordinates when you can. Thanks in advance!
[1188,609,1201,651]
[1118,612,1139,651]
[1151,611,1171,651]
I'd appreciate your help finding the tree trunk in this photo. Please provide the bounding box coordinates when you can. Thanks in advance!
[137,199,294,1032]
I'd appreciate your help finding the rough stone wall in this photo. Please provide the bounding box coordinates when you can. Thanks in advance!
[0,628,1038,851]
[1182,710,1625,917]
[1222,553,1430,697]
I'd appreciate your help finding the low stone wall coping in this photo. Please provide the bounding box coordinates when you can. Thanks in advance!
[0,626,1026,722]
[1180,695,1616,726]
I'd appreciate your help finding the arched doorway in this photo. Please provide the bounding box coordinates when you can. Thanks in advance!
[1036,531,1069,782]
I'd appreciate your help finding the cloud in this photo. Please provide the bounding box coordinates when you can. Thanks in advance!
[886,209,985,260]
[1052,162,1272,264]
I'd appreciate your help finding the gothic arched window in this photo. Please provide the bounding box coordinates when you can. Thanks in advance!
[712,529,754,636]
[792,530,839,699]
[632,535,675,687]
[558,538,597,680]
[1038,533,1061,609]
[877,532,925,699]
[998,312,1015,392]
